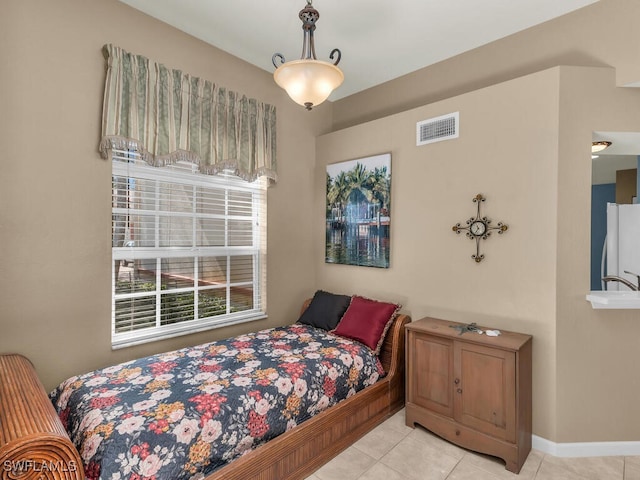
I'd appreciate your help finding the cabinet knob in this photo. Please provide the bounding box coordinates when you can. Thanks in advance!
[455,430,461,436]
[457,388,462,394]
[454,378,460,385]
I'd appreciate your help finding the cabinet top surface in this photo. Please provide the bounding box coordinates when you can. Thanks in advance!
[407,317,532,350]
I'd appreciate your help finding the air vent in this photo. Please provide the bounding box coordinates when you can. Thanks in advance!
[416,112,459,146]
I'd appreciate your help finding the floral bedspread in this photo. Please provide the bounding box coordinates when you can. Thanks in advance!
[49,324,384,480]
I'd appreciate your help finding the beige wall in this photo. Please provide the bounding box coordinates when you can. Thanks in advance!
[556,67,640,443]
[317,67,562,441]
[317,65,640,444]
[314,67,640,442]
[0,0,328,391]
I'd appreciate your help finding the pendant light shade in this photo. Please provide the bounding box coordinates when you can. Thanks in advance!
[273,1,343,110]
[273,59,344,109]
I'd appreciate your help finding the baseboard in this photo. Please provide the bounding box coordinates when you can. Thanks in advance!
[533,435,640,457]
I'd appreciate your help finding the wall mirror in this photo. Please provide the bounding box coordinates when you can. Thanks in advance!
[590,131,640,291]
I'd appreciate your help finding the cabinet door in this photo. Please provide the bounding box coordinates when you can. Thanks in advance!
[408,332,454,417]
[453,341,516,442]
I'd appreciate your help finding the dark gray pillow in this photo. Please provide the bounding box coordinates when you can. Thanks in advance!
[298,290,352,330]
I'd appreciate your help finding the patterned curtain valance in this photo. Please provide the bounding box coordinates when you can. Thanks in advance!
[99,44,277,183]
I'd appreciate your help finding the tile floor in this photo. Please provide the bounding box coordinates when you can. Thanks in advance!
[305,409,640,480]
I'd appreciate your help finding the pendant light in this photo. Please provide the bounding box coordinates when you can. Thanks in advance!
[272,1,343,110]
[592,141,612,153]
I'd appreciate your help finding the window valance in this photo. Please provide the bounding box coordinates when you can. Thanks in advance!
[99,44,277,183]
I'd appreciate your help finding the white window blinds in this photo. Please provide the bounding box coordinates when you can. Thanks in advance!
[111,150,266,348]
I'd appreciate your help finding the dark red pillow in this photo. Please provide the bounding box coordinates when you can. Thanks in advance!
[332,296,400,354]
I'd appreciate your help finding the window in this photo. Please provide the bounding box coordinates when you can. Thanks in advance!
[111,150,266,348]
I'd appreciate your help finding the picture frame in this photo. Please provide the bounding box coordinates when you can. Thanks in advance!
[325,153,391,268]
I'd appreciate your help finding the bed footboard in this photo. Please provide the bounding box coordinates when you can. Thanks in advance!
[0,354,84,480]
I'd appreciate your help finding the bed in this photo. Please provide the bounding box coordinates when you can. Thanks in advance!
[0,293,410,480]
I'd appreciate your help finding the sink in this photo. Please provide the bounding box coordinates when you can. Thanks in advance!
[586,291,640,309]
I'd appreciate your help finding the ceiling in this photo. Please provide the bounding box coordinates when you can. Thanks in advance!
[593,132,640,156]
[118,0,599,101]
[592,132,640,185]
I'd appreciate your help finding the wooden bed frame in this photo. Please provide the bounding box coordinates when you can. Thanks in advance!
[0,300,410,480]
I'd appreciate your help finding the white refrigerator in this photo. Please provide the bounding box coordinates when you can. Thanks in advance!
[604,203,640,291]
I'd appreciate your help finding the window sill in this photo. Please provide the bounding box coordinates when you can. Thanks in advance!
[111,312,268,350]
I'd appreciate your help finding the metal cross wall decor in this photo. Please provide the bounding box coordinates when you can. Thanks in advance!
[452,194,508,263]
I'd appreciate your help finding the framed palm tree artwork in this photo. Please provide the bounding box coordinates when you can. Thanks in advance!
[326,153,391,268]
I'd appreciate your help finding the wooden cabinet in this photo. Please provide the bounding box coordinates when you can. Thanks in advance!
[405,317,532,473]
